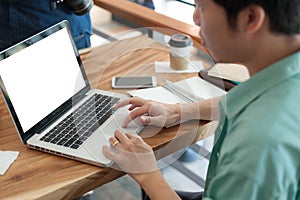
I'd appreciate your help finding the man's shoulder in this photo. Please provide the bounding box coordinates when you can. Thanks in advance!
[238,74,300,129]
[227,84,300,149]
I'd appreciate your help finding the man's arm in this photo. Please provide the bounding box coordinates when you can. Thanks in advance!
[134,171,180,200]
[115,96,222,128]
[103,131,180,200]
[180,96,221,122]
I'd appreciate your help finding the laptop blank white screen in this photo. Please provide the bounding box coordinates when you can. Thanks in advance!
[0,28,86,133]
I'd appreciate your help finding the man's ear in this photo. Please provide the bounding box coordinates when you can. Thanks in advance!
[238,4,266,33]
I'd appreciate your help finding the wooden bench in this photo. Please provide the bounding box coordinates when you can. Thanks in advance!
[93,0,205,50]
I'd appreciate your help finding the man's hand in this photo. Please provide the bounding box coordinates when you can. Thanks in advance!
[114,97,181,128]
[102,130,158,175]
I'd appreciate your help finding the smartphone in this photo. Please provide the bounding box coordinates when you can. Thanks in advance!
[112,76,157,89]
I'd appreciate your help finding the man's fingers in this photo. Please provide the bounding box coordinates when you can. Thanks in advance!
[114,129,128,144]
[114,97,147,110]
[128,96,147,105]
[102,145,118,160]
[114,98,130,110]
[122,105,150,127]
[125,132,138,139]
[140,115,151,125]
[128,104,138,111]
[141,115,166,127]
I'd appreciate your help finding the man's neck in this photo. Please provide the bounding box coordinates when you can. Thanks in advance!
[245,34,300,76]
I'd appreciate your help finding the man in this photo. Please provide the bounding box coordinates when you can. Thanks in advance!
[0,0,92,51]
[103,0,300,199]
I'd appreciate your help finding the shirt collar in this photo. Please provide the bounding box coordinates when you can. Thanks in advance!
[221,50,300,119]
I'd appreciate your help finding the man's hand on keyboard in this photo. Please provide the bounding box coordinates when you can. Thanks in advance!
[114,97,181,128]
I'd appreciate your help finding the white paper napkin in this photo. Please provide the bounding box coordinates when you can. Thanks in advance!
[155,61,203,73]
[0,151,19,175]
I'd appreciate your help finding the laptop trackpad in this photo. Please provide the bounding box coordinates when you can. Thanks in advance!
[82,106,141,165]
[110,106,141,133]
[82,131,112,165]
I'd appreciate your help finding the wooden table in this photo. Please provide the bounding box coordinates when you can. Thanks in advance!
[0,35,217,200]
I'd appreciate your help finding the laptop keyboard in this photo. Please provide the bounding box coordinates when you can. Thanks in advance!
[40,94,120,149]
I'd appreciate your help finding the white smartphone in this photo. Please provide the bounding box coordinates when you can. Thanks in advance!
[112,76,157,89]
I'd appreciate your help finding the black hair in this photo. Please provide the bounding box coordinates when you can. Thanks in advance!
[212,0,300,35]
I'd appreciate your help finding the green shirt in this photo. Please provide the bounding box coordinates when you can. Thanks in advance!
[204,51,300,200]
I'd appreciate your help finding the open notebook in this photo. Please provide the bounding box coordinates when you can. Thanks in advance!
[127,76,226,104]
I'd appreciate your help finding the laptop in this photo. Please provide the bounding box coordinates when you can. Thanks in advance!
[0,20,141,167]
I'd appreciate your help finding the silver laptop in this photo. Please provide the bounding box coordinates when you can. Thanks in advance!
[0,21,141,167]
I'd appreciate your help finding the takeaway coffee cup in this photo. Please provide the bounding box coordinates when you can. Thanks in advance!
[169,34,193,70]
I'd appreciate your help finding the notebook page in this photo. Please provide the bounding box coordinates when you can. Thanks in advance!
[127,76,226,104]
[127,86,187,104]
